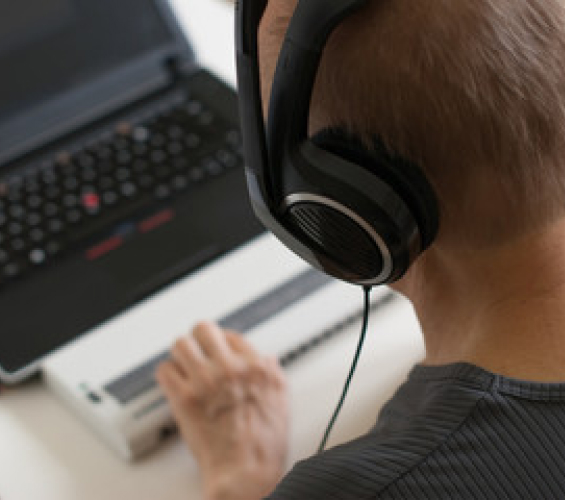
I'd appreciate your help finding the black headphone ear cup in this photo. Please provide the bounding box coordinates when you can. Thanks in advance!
[311,129,439,251]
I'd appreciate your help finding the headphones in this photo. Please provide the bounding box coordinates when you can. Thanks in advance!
[235,0,440,286]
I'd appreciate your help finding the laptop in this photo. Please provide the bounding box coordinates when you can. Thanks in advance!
[0,0,396,459]
[0,0,265,383]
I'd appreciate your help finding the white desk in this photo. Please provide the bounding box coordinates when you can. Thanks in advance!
[0,2,425,499]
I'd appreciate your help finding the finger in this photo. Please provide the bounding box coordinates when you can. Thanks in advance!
[225,330,261,362]
[193,321,236,364]
[171,335,207,376]
[266,356,287,387]
[156,362,200,419]
[156,360,186,396]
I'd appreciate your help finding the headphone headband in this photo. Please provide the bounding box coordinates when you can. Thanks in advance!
[236,0,439,285]
[235,0,354,273]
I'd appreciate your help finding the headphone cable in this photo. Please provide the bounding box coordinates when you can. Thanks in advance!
[318,285,372,454]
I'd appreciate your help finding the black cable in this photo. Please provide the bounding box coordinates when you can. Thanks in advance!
[317,285,373,454]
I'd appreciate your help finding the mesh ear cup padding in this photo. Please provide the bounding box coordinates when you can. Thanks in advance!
[283,200,384,282]
[311,129,439,251]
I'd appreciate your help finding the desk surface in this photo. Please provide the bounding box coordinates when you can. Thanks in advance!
[0,2,425,499]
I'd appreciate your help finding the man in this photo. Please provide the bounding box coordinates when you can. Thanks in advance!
[157,0,565,498]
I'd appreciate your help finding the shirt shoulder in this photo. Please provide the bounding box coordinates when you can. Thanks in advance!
[268,363,565,500]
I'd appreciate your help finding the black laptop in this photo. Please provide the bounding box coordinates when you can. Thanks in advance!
[0,0,262,383]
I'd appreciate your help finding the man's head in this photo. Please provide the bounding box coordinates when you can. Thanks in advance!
[259,0,565,250]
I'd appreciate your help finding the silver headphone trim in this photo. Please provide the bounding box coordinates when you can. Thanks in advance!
[282,193,394,285]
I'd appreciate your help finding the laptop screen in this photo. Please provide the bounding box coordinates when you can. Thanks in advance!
[0,0,175,124]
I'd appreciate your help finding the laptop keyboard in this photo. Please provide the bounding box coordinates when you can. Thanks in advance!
[0,94,243,285]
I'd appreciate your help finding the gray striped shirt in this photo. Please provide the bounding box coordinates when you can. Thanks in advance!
[268,363,565,499]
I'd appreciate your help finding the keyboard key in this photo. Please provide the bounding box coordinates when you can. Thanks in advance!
[8,222,23,236]
[75,153,95,169]
[172,176,188,191]
[64,177,79,191]
[63,194,79,208]
[43,203,59,217]
[150,134,166,148]
[120,183,137,198]
[29,248,46,265]
[132,127,150,143]
[116,121,133,137]
[55,151,72,167]
[138,175,155,189]
[26,213,42,226]
[167,126,184,140]
[81,169,97,182]
[46,241,61,256]
[154,185,171,199]
[98,161,114,174]
[9,205,25,219]
[132,159,149,174]
[99,176,114,190]
[59,163,76,178]
[185,100,202,116]
[82,192,100,211]
[45,185,61,199]
[133,143,148,157]
[151,150,167,164]
[184,133,201,149]
[24,179,40,194]
[94,145,113,160]
[188,167,204,183]
[173,157,189,171]
[40,169,58,185]
[29,228,46,242]
[226,130,241,147]
[199,111,214,126]
[167,141,184,156]
[114,137,130,152]
[10,239,26,252]
[202,159,223,176]
[155,165,171,179]
[116,151,133,165]
[47,219,64,234]
[217,150,238,169]
[27,195,43,209]
[66,209,82,224]
[102,191,118,206]
[115,168,130,181]
[4,263,21,278]
[7,189,23,203]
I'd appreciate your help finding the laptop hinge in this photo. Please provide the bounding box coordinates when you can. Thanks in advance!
[164,55,183,83]
[163,54,195,84]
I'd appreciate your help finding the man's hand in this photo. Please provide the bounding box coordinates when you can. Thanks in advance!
[156,322,289,500]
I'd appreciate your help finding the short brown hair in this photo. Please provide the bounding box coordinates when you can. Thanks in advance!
[303,0,565,247]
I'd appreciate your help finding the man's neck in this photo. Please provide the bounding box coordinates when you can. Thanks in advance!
[398,219,565,382]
